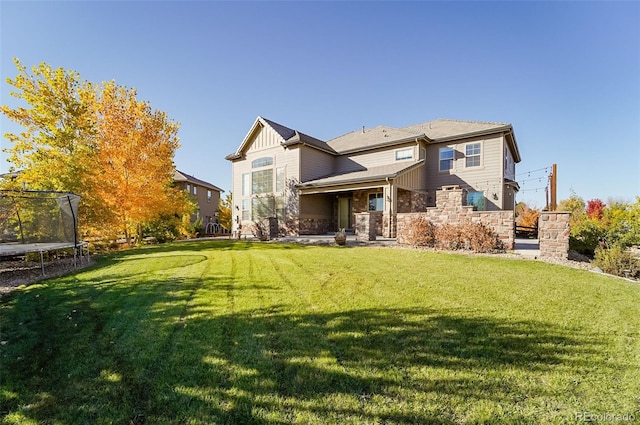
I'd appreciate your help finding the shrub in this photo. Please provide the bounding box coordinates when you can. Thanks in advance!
[463,222,505,253]
[435,222,503,253]
[402,216,436,247]
[569,218,607,255]
[593,247,640,279]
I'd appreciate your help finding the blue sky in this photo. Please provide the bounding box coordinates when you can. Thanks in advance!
[1,1,638,208]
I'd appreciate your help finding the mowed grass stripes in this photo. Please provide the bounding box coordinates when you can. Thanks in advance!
[1,240,639,424]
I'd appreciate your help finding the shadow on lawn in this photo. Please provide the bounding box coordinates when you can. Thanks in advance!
[0,250,610,424]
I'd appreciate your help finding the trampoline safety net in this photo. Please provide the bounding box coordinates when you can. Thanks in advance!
[0,190,81,247]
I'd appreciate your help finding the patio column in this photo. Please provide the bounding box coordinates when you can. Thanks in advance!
[383,184,397,238]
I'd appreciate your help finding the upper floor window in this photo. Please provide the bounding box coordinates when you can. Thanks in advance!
[368,193,384,211]
[439,147,454,171]
[242,173,250,196]
[186,183,191,193]
[207,190,212,202]
[465,143,481,167]
[193,186,197,195]
[252,157,273,168]
[276,167,285,192]
[252,169,273,194]
[395,148,414,161]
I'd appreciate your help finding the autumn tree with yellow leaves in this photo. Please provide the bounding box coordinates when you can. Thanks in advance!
[1,58,193,244]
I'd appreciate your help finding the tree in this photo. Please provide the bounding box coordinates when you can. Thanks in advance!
[1,58,96,194]
[218,192,232,230]
[586,199,606,221]
[515,201,540,228]
[1,59,191,243]
[87,80,190,243]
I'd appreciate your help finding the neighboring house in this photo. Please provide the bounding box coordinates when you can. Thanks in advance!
[226,116,521,237]
[173,170,224,226]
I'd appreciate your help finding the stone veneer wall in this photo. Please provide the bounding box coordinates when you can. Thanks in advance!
[396,187,515,249]
[299,218,334,235]
[538,211,571,259]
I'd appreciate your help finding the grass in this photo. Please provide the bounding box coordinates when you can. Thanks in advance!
[1,240,639,424]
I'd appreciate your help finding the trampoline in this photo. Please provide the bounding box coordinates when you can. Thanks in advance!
[1,190,87,275]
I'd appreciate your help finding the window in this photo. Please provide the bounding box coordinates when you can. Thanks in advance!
[252,157,273,168]
[276,167,285,192]
[207,190,212,202]
[252,196,275,221]
[395,148,413,161]
[439,147,454,171]
[242,173,250,196]
[193,186,197,195]
[252,169,273,194]
[467,191,486,211]
[465,143,481,167]
[186,183,191,193]
[368,193,384,211]
[242,199,250,221]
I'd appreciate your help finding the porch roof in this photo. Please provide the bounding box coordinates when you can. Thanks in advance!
[297,161,424,190]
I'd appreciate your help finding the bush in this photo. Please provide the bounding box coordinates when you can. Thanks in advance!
[402,216,436,247]
[593,247,640,279]
[569,218,607,255]
[435,222,504,253]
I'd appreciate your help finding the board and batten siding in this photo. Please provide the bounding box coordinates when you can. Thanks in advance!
[425,135,505,211]
[394,166,425,191]
[300,146,335,182]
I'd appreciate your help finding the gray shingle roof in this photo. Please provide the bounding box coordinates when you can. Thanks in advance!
[402,118,512,142]
[326,125,423,153]
[297,161,424,189]
[174,170,223,192]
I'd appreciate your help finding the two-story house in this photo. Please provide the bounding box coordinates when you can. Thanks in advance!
[173,170,224,227]
[226,117,521,237]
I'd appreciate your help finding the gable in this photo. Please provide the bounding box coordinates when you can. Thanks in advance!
[225,117,292,160]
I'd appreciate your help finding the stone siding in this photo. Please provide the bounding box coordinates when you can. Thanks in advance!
[538,212,571,259]
[396,187,515,249]
[299,218,334,235]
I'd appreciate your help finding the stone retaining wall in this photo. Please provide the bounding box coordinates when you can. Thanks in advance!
[396,187,515,249]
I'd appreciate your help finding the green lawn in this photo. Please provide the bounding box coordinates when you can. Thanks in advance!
[1,240,639,424]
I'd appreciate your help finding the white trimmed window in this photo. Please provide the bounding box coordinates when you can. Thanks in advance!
[242,174,250,196]
[186,183,191,193]
[242,199,250,221]
[465,143,481,167]
[439,147,454,171]
[395,148,413,161]
[207,190,212,202]
[193,186,197,195]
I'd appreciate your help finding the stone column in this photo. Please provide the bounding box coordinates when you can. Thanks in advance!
[538,212,571,260]
[355,212,376,241]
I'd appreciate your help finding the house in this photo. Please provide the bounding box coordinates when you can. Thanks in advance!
[226,117,521,237]
[173,170,224,226]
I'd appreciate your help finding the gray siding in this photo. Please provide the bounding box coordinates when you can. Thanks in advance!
[336,143,418,173]
[300,146,335,182]
[425,135,505,211]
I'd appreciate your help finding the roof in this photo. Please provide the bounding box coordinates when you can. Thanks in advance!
[326,126,423,153]
[402,118,513,142]
[225,116,336,160]
[174,170,224,192]
[297,161,424,189]
[227,116,520,162]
